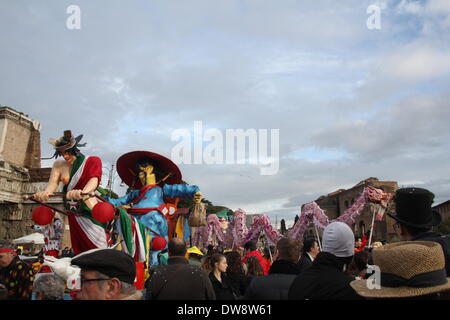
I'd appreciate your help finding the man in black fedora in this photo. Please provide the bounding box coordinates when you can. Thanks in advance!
[388,187,450,276]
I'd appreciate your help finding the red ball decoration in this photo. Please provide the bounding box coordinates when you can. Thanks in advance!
[92,202,115,223]
[32,206,55,225]
[152,236,167,251]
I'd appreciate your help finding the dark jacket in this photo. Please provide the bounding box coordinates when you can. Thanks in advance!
[244,260,301,300]
[208,272,237,300]
[146,257,216,300]
[412,231,450,276]
[297,252,313,274]
[288,252,363,300]
[226,271,248,297]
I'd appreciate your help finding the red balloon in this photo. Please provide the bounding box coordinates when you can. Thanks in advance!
[152,236,167,251]
[92,202,115,223]
[32,206,55,225]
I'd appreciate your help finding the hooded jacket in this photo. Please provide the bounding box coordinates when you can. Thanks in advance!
[288,252,363,300]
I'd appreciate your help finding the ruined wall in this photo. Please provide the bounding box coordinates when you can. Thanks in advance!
[0,107,41,169]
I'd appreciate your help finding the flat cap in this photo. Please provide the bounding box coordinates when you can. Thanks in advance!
[71,249,136,284]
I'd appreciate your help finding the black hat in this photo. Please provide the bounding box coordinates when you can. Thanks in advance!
[71,249,136,284]
[387,187,442,229]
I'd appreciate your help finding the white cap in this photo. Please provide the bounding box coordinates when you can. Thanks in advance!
[322,222,355,257]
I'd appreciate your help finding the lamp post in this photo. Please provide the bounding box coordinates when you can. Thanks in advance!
[102,164,119,198]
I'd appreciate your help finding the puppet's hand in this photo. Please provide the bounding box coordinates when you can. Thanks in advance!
[33,191,53,202]
[66,189,83,200]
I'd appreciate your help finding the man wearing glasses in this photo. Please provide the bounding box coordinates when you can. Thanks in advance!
[388,187,450,276]
[71,249,143,300]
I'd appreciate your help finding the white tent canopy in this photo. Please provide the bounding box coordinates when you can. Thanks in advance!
[12,233,45,245]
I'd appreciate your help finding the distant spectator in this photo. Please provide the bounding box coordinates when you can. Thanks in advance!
[146,238,215,300]
[61,247,75,258]
[297,238,320,274]
[242,241,270,275]
[288,222,363,300]
[32,273,65,300]
[186,246,203,267]
[348,249,369,279]
[245,238,301,300]
[209,253,237,300]
[351,241,450,300]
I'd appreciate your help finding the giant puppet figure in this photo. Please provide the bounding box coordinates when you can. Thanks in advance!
[33,130,107,254]
[105,151,202,265]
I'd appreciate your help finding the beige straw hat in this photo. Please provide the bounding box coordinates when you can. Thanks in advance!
[350,241,450,298]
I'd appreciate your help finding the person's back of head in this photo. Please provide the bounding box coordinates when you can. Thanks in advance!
[168,238,187,257]
[302,238,318,254]
[244,241,257,253]
[276,238,300,263]
[33,273,66,300]
[246,256,264,277]
[225,251,245,274]
[321,222,355,270]
[322,222,355,258]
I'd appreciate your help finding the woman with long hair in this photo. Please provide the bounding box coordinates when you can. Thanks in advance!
[225,251,248,297]
[208,253,236,300]
[245,255,264,287]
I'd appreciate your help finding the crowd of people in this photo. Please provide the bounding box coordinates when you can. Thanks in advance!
[1,187,450,300]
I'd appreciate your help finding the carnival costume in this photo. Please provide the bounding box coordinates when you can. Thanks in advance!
[106,151,200,265]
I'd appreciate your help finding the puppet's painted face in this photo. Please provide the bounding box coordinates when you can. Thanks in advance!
[138,164,156,186]
[61,152,76,165]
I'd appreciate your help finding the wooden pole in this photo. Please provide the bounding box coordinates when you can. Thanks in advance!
[314,224,322,251]
[368,209,376,248]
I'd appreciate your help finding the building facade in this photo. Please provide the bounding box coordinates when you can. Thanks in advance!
[303,177,399,242]
[433,200,450,223]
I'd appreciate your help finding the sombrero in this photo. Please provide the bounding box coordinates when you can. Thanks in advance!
[116,151,182,189]
[350,241,450,298]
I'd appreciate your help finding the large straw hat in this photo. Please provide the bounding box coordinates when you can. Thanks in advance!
[350,241,450,298]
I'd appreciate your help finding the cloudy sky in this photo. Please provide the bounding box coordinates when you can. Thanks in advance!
[1,0,449,227]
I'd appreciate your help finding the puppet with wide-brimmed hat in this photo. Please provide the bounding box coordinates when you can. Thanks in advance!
[33,130,107,256]
[116,151,182,189]
[43,130,87,159]
[106,150,202,265]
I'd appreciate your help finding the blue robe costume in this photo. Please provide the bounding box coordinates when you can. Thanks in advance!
[106,184,199,265]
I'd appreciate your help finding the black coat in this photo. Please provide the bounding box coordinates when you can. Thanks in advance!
[297,253,313,274]
[412,231,450,276]
[244,260,301,300]
[288,252,363,300]
[209,272,237,300]
[226,271,248,296]
[146,257,216,300]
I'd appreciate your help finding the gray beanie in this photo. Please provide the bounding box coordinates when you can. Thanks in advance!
[322,222,355,257]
